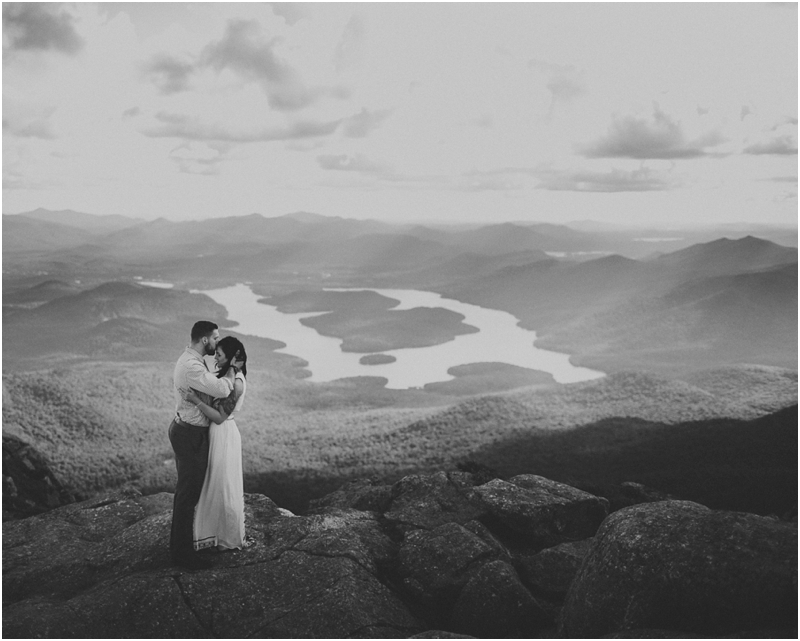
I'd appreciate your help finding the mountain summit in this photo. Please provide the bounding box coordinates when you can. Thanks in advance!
[653,235,797,276]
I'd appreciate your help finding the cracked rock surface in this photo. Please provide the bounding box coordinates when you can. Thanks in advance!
[3,472,795,638]
[3,490,421,638]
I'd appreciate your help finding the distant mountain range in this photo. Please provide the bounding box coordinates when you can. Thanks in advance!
[2,208,797,377]
[3,281,229,363]
[13,208,144,233]
[445,235,796,374]
[4,207,796,262]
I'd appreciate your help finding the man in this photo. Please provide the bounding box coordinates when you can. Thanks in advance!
[169,320,242,570]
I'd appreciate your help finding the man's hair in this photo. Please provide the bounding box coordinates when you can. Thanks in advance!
[191,320,218,343]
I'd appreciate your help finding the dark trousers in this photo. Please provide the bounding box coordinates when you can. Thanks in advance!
[168,419,209,560]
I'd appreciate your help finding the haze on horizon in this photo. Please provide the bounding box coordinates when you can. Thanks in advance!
[3,2,797,227]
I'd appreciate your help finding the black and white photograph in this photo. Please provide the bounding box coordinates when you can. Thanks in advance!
[3,2,797,638]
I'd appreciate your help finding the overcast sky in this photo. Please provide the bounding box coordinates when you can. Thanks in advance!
[3,2,797,226]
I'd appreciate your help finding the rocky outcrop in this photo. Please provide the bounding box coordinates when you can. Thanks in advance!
[396,520,511,611]
[3,472,796,638]
[3,490,421,638]
[309,477,394,513]
[3,434,76,521]
[516,538,593,598]
[470,475,609,547]
[382,471,486,533]
[559,500,798,638]
[450,560,552,638]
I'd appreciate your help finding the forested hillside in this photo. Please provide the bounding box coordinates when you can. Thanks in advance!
[471,405,797,517]
[3,363,795,513]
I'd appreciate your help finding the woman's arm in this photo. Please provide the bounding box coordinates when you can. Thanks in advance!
[186,379,243,425]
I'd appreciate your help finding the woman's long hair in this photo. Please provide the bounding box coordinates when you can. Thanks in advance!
[216,336,247,378]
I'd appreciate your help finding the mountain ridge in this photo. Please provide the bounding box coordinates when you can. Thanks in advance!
[3,210,797,377]
[14,208,144,233]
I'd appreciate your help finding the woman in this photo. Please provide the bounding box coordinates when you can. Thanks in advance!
[186,336,248,551]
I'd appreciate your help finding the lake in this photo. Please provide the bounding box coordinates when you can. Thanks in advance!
[196,283,605,389]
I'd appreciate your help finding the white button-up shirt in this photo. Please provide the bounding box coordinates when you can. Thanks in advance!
[173,347,234,427]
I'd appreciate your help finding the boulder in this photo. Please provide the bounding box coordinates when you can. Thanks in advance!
[516,538,593,598]
[559,500,798,638]
[384,472,485,534]
[602,631,709,639]
[603,629,796,639]
[396,521,510,607]
[308,478,394,513]
[469,475,608,548]
[3,434,76,520]
[257,507,399,576]
[449,560,552,638]
[619,481,677,504]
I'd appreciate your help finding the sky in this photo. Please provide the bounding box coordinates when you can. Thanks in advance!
[2,2,797,227]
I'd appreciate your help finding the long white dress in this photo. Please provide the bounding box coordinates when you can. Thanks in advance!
[193,372,246,551]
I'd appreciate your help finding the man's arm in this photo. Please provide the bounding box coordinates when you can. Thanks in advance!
[185,361,234,398]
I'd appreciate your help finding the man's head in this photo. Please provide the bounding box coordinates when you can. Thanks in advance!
[190,320,220,356]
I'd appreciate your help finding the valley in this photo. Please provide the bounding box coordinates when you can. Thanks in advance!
[2,208,797,515]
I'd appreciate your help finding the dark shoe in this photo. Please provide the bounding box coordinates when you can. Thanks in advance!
[172,553,213,570]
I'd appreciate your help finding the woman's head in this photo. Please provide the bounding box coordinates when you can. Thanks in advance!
[215,336,247,377]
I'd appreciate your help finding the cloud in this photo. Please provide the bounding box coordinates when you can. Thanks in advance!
[269,3,307,26]
[342,108,392,138]
[459,172,523,191]
[317,153,390,174]
[143,54,195,95]
[3,117,56,139]
[2,163,51,190]
[142,111,342,143]
[315,154,448,186]
[267,85,327,112]
[583,107,725,160]
[334,15,365,71]
[744,135,798,155]
[546,74,585,104]
[202,20,292,83]
[529,58,586,112]
[172,157,222,176]
[199,19,347,112]
[2,3,83,55]
[141,19,348,111]
[169,142,230,176]
[458,165,670,193]
[3,104,58,139]
[122,107,141,119]
[537,167,671,192]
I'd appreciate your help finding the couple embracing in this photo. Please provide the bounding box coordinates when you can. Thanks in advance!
[169,320,249,570]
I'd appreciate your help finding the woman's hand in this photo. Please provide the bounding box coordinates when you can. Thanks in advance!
[184,388,202,405]
[230,351,245,371]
